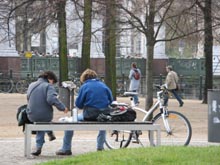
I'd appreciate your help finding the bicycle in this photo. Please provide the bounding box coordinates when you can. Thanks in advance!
[69,73,81,96]
[116,78,128,97]
[105,85,192,149]
[0,72,14,93]
[16,74,36,94]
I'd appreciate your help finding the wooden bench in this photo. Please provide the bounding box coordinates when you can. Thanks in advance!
[24,122,161,158]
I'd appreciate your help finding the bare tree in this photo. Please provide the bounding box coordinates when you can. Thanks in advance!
[12,0,57,53]
[196,0,213,103]
[103,0,117,99]
[117,0,202,110]
[55,0,68,84]
[5,0,69,83]
[81,0,92,72]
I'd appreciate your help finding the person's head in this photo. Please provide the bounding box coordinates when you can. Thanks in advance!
[166,65,173,72]
[39,71,58,84]
[131,62,137,69]
[80,69,97,83]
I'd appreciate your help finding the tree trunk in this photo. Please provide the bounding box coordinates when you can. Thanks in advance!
[145,43,154,111]
[203,0,213,103]
[57,0,68,85]
[81,0,92,73]
[104,0,117,100]
[145,0,156,111]
[40,30,46,54]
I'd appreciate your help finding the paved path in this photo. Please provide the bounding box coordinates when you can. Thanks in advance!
[1,94,220,165]
[0,138,98,165]
[0,137,216,165]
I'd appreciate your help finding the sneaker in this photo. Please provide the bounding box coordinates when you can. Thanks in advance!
[31,148,42,156]
[179,102,184,107]
[47,132,56,141]
[56,149,72,156]
[97,148,104,151]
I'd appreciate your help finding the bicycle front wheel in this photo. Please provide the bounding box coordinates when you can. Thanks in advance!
[105,130,132,149]
[152,111,192,146]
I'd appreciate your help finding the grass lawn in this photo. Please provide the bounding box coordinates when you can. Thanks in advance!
[38,146,220,165]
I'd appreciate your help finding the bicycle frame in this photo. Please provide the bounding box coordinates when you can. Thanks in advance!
[106,86,192,149]
[128,89,172,132]
[129,90,161,120]
[105,86,192,149]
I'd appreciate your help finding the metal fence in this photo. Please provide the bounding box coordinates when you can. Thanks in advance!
[1,69,220,100]
[121,74,220,100]
[1,56,220,99]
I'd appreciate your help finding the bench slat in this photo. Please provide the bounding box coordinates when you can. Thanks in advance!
[34,121,153,125]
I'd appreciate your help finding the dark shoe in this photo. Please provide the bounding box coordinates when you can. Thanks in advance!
[48,132,56,141]
[179,102,184,107]
[56,149,72,156]
[97,148,104,151]
[31,148,41,156]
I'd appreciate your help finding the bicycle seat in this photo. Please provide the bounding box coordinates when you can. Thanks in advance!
[123,92,138,96]
[111,101,128,107]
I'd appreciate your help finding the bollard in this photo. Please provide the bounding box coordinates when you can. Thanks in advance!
[59,87,70,110]
[208,89,220,142]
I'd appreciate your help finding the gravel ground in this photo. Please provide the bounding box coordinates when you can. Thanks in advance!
[0,93,219,165]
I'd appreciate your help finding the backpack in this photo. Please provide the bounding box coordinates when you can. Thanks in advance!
[97,107,136,122]
[133,69,140,80]
[16,104,33,132]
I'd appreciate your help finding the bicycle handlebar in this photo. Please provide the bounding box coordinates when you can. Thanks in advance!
[154,84,168,90]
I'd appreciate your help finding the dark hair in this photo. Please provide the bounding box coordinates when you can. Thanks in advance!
[131,62,137,68]
[39,71,58,83]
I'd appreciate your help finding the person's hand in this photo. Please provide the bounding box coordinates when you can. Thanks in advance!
[64,107,69,114]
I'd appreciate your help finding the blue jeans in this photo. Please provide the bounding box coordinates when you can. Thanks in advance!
[131,90,139,104]
[61,113,106,151]
[35,131,52,149]
[170,89,183,105]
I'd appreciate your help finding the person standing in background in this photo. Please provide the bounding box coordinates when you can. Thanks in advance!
[128,62,141,105]
[165,65,184,107]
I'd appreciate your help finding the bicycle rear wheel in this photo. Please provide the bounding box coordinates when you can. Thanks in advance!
[105,130,132,149]
[16,80,29,94]
[0,78,13,93]
[152,111,192,146]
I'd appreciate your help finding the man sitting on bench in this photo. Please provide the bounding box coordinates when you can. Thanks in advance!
[56,69,114,155]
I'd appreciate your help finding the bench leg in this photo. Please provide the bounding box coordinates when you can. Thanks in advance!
[24,125,32,158]
[149,129,161,146]
[156,129,161,146]
[149,130,153,146]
